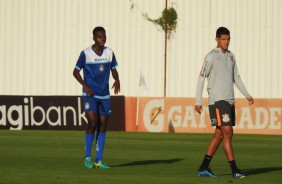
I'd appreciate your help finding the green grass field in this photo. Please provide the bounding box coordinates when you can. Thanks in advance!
[0,130,282,184]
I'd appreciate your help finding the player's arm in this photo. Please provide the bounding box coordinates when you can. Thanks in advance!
[195,55,212,114]
[111,68,120,94]
[73,51,94,97]
[110,53,120,95]
[195,77,205,114]
[233,62,254,105]
[73,68,94,97]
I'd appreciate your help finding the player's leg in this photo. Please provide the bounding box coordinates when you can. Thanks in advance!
[85,111,98,153]
[217,100,245,178]
[206,126,223,156]
[220,126,244,178]
[207,104,223,156]
[220,126,234,160]
[83,97,98,168]
[198,104,221,177]
[95,115,110,168]
[94,99,111,168]
[84,111,99,168]
[96,115,108,162]
[198,127,222,177]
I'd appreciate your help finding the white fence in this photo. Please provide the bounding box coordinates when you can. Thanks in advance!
[0,0,281,98]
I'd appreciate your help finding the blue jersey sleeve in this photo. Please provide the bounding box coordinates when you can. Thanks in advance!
[75,51,86,70]
[111,53,118,69]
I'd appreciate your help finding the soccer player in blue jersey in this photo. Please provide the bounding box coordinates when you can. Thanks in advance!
[73,26,120,169]
[195,27,254,178]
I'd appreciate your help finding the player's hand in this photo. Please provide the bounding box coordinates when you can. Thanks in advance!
[247,96,254,105]
[195,105,202,114]
[83,85,94,97]
[112,80,120,94]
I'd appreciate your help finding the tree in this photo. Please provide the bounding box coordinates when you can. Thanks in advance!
[130,0,178,97]
[143,5,177,40]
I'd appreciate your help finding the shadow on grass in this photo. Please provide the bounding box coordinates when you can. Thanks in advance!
[243,167,282,176]
[219,167,282,177]
[113,158,184,167]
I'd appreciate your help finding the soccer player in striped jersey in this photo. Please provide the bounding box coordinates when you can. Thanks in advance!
[73,26,120,169]
[195,27,254,178]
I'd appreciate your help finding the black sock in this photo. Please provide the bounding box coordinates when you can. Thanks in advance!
[229,160,240,173]
[198,154,212,171]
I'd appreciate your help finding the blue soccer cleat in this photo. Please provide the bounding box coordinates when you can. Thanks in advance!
[84,157,94,169]
[197,168,218,178]
[232,172,246,178]
[95,161,111,169]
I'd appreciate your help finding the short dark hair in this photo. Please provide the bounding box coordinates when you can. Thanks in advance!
[216,27,230,38]
[93,26,106,37]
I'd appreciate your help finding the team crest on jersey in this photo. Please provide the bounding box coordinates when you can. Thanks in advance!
[99,65,104,71]
[85,102,90,110]
[222,113,230,123]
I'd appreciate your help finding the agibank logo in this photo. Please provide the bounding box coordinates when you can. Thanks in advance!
[0,96,87,130]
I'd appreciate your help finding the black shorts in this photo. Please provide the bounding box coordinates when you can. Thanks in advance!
[209,100,235,126]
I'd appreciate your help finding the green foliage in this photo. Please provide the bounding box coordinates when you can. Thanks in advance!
[143,6,177,39]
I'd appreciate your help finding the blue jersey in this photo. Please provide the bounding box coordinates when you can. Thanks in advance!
[75,46,118,99]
